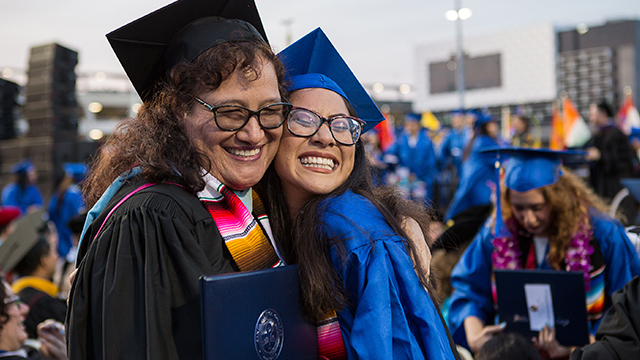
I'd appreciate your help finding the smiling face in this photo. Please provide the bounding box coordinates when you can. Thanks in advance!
[184,57,283,190]
[508,188,553,236]
[274,88,356,215]
[0,283,29,351]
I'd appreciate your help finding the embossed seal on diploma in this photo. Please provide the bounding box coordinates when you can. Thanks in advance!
[254,309,284,360]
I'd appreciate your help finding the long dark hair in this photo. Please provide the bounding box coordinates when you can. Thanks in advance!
[82,41,287,206]
[462,122,494,161]
[256,102,436,321]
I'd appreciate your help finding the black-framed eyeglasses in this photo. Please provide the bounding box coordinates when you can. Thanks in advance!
[286,107,365,146]
[4,295,21,308]
[194,97,292,131]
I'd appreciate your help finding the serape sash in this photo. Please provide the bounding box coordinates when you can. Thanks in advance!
[198,174,283,271]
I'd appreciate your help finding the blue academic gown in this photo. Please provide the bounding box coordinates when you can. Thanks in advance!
[320,190,456,360]
[1,183,43,214]
[47,184,85,258]
[386,129,437,200]
[440,128,466,177]
[444,135,499,222]
[447,212,640,349]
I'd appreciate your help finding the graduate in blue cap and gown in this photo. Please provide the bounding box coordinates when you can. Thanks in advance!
[257,28,459,360]
[47,163,87,259]
[1,160,43,214]
[447,147,640,358]
[444,111,502,223]
[386,113,438,203]
[440,109,467,180]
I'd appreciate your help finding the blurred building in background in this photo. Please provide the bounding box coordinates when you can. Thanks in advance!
[412,19,640,144]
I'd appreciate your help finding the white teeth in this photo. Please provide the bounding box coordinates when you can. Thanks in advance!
[227,148,260,157]
[300,156,335,170]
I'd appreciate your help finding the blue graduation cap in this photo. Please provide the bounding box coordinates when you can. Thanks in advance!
[482,147,588,193]
[451,108,465,116]
[278,28,385,133]
[64,163,89,183]
[474,111,496,129]
[405,113,421,123]
[481,147,587,236]
[10,159,34,174]
[621,178,640,203]
[465,109,479,119]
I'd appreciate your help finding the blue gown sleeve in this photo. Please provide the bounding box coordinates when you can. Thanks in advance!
[28,185,44,207]
[447,221,496,347]
[321,192,455,360]
[414,133,436,186]
[592,214,640,299]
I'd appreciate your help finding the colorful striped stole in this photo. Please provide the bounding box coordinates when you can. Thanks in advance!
[318,311,347,360]
[198,174,283,271]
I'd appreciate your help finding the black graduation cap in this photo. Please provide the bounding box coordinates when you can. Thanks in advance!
[106,0,268,101]
[0,210,46,273]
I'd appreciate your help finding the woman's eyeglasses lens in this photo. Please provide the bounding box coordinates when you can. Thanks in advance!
[195,98,291,131]
[4,295,21,308]
[287,108,363,145]
[215,103,290,130]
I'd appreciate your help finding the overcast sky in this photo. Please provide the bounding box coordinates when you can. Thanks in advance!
[1,0,639,86]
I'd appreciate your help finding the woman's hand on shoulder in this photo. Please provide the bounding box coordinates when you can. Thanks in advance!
[402,217,432,281]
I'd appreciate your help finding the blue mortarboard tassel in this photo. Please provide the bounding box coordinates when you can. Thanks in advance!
[278,28,385,133]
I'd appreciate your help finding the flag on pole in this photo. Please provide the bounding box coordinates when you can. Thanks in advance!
[562,96,591,148]
[549,102,564,150]
[375,114,395,153]
[618,94,640,135]
[420,110,441,133]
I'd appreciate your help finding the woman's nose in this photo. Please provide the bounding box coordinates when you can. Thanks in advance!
[19,302,29,317]
[235,115,264,145]
[311,123,335,147]
[522,210,536,225]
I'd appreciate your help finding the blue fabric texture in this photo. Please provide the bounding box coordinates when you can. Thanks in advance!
[440,128,467,175]
[77,167,142,251]
[1,183,43,214]
[48,184,86,257]
[320,190,455,360]
[386,128,437,197]
[447,212,640,348]
[444,135,500,221]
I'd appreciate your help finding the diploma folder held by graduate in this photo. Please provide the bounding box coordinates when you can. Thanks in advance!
[200,265,318,360]
[494,269,590,346]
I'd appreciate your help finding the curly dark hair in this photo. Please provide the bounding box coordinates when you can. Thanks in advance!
[256,95,438,321]
[82,40,287,206]
[501,167,608,270]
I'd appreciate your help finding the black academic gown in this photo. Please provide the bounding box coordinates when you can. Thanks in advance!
[66,179,237,360]
[570,276,640,360]
[588,125,636,201]
[18,286,66,339]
